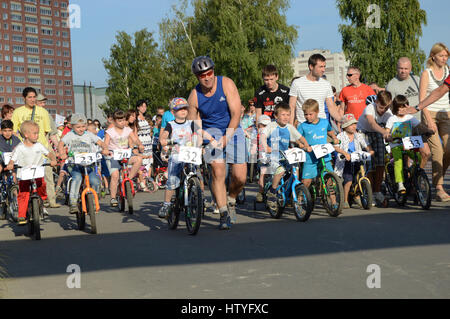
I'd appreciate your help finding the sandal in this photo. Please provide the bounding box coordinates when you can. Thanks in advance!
[436,191,450,202]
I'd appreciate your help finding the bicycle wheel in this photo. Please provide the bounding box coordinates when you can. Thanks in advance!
[125,181,133,214]
[76,200,86,231]
[31,197,41,240]
[293,184,312,222]
[268,189,284,219]
[322,172,344,217]
[8,185,19,222]
[359,179,373,210]
[185,177,203,235]
[87,193,97,234]
[415,169,431,210]
[167,193,180,230]
[0,202,6,220]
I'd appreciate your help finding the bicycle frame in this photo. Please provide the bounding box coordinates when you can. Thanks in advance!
[80,165,100,214]
[273,161,302,205]
[119,159,135,198]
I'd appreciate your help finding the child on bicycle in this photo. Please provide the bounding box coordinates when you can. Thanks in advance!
[255,115,271,203]
[0,120,21,175]
[6,121,57,225]
[157,97,199,218]
[58,114,109,214]
[385,95,432,194]
[261,102,311,211]
[334,113,374,209]
[297,99,339,188]
[104,110,144,207]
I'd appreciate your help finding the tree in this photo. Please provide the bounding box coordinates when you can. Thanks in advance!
[102,29,166,114]
[337,0,427,86]
[159,0,298,102]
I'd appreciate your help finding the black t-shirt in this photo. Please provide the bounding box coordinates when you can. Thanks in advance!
[254,83,290,119]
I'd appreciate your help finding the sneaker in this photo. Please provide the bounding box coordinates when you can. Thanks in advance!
[353,196,362,208]
[17,217,27,225]
[213,204,220,214]
[227,197,237,224]
[69,205,78,214]
[255,192,264,203]
[398,182,406,194]
[266,191,278,211]
[374,192,385,205]
[110,198,118,207]
[343,202,350,209]
[42,208,49,217]
[49,202,61,208]
[43,200,50,208]
[158,204,170,219]
[219,211,231,230]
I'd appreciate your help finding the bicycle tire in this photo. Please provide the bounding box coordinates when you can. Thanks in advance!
[31,197,41,240]
[322,172,344,217]
[87,193,97,234]
[360,179,373,210]
[167,192,180,230]
[185,177,203,235]
[293,184,312,222]
[416,169,431,210]
[0,202,6,220]
[8,185,19,222]
[118,183,125,212]
[125,181,133,214]
[268,189,284,219]
[76,201,86,231]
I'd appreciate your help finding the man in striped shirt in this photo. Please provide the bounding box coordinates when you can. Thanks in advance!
[289,53,343,126]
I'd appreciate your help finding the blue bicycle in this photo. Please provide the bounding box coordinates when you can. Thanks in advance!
[263,149,313,222]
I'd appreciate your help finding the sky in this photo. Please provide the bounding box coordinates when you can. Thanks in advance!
[69,0,450,87]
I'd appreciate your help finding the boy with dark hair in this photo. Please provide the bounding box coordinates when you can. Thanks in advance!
[254,64,290,123]
[0,120,21,172]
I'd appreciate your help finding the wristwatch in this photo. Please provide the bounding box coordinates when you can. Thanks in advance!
[414,105,421,111]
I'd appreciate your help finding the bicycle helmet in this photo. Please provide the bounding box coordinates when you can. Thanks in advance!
[365,94,377,105]
[191,56,215,75]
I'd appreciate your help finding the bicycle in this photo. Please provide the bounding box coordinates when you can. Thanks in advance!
[113,149,136,214]
[0,153,19,222]
[14,163,52,240]
[338,151,373,210]
[166,142,204,235]
[262,148,313,221]
[66,152,102,234]
[308,144,345,217]
[382,135,431,209]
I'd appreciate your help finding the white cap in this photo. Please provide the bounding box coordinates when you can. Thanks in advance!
[258,115,271,126]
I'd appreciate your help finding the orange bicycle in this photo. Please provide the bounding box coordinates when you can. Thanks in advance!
[67,152,101,234]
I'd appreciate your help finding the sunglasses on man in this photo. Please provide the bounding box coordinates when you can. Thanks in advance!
[198,69,214,79]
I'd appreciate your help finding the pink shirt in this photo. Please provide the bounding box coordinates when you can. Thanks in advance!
[106,126,133,150]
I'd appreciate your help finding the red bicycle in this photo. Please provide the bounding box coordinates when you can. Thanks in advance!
[113,149,135,214]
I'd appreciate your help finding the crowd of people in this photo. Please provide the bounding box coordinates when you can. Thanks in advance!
[0,41,449,230]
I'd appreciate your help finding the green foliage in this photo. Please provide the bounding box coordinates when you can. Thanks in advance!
[159,0,298,103]
[102,29,166,114]
[337,0,427,86]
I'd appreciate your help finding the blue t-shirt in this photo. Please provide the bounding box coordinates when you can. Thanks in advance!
[161,110,175,129]
[348,141,355,153]
[267,126,291,153]
[297,118,332,163]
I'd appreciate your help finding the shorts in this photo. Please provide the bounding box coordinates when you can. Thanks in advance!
[204,127,248,164]
[269,159,291,176]
[302,160,333,180]
[166,158,183,190]
[363,132,385,170]
[342,161,360,184]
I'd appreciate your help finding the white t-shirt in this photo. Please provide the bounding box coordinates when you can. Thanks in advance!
[357,103,393,133]
[11,142,49,179]
[386,114,420,148]
[289,76,334,123]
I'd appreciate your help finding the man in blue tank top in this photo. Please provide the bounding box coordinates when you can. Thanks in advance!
[188,56,247,230]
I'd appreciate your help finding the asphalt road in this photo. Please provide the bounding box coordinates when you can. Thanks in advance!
[0,179,449,299]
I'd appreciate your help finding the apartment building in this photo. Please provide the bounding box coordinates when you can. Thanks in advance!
[0,0,74,117]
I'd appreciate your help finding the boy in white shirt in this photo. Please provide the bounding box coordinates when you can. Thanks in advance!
[7,121,57,225]
[385,95,432,193]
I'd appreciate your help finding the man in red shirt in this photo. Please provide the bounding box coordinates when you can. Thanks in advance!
[339,66,376,120]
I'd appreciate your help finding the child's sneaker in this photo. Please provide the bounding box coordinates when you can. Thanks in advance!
[69,205,78,214]
[219,211,231,230]
[158,203,170,219]
[227,196,237,224]
[255,192,264,203]
[110,198,118,207]
[398,182,406,194]
[17,217,27,225]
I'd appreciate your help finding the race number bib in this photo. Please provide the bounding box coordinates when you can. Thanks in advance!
[20,166,45,181]
[402,136,424,150]
[2,152,12,165]
[312,144,335,159]
[113,149,132,160]
[74,153,97,165]
[284,148,306,164]
[179,146,202,165]
[350,151,371,162]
